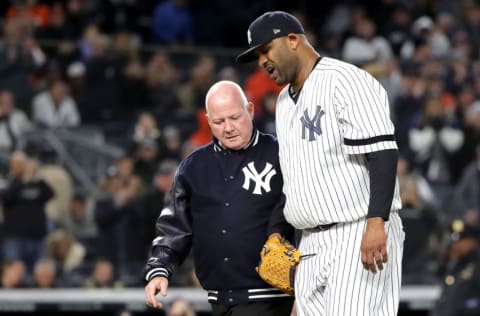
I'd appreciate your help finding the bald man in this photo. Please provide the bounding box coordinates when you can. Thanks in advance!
[144,81,294,316]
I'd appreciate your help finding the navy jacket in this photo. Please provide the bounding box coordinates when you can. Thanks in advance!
[144,130,293,305]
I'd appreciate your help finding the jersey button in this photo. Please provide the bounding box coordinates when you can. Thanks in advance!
[228,298,233,303]
[221,229,227,234]
[224,257,229,262]
[225,202,230,206]
[229,176,234,179]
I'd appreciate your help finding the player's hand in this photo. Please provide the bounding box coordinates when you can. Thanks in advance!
[361,217,387,273]
[145,276,169,309]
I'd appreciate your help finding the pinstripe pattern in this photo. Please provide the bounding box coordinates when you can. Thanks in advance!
[295,213,404,316]
[276,57,401,229]
[275,56,404,315]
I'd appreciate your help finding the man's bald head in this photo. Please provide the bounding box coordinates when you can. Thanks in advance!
[204,80,255,150]
[205,80,249,113]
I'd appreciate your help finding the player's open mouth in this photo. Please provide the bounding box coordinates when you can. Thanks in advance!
[266,66,277,80]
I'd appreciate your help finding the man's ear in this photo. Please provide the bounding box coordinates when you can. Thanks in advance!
[247,101,255,119]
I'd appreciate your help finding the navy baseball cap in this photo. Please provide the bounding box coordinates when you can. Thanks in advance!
[236,11,305,63]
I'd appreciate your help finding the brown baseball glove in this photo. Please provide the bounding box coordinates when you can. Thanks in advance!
[256,235,301,296]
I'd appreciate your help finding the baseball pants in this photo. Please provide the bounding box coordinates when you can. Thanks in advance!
[295,213,404,316]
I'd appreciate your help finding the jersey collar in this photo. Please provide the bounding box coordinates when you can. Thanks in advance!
[288,56,323,103]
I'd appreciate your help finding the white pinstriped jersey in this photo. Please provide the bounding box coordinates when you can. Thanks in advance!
[276,57,402,229]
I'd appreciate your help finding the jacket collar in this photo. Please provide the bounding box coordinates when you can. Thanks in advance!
[213,129,260,152]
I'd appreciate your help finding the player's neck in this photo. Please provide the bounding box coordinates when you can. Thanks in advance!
[291,51,321,93]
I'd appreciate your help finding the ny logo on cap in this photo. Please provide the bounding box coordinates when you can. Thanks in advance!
[247,30,252,45]
[273,28,281,34]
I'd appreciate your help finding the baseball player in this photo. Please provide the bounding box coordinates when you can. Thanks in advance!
[144,80,294,316]
[237,11,405,315]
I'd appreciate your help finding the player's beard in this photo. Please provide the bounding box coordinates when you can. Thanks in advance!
[276,67,296,86]
[275,57,298,86]
[272,68,288,86]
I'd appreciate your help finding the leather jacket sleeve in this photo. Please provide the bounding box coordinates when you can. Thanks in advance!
[267,192,294,240]
[144,172,193,282]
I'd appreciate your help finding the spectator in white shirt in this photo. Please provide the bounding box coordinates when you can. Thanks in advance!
[0,90,31,152]
[32,80,80,129]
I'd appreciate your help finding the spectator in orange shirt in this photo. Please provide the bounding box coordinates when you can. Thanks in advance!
[188,109,212,148]
[6,0,50,29]
[243,66,283,117]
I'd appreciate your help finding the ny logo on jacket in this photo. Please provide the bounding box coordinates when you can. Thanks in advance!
[242,162,277,195]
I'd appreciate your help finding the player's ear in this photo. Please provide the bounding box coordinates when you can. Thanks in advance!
[286,33,300,50]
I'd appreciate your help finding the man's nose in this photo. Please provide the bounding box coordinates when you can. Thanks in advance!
[224,119,234,132]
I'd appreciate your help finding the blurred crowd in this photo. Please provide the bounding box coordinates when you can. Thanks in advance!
[0,0,479,303]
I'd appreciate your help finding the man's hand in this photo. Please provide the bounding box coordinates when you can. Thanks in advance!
[145,276,169,309]
[361,217,387,273]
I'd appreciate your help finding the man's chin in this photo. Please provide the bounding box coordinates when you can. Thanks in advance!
[223,139,242,150]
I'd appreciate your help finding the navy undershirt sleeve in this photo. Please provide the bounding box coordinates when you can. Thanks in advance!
[365,149,398,221]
